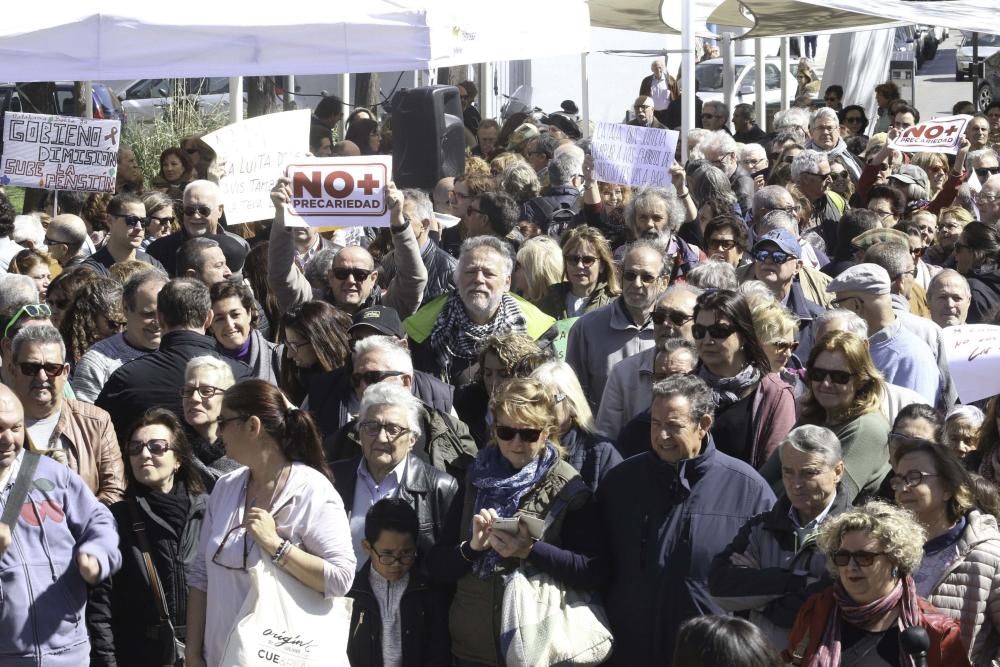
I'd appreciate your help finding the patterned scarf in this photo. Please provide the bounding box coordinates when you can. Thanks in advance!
[980,446,1000,484]
[697,363,761,410]
[808,576,921,667]
[429,291,527,376]
[469,443,558,577]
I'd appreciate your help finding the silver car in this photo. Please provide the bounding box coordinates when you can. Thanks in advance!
[118,77,235,123]
[956,32,1000,82]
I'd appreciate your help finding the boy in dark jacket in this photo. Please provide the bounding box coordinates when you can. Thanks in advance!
[347,498,450,667]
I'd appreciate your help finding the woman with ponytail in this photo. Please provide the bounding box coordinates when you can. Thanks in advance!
[184,379,355,667]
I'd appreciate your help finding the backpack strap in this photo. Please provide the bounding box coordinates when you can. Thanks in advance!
[126,498,173,626]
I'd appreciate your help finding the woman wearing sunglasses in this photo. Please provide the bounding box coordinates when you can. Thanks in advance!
[751,298,804,393]
[537,226,620,320]
[182,356,241,491]
[784,501,969,666]
[800,331,891,503]
[892,441,1000,665]
[692,290,795,469]
[186,380,355,667]
[431,378,600,667]
[88,408,206,667]
[952,221,1000,324]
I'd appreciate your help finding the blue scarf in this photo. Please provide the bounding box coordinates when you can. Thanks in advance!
[470,443,558,577]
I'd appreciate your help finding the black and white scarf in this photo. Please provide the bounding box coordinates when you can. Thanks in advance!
[430,292,528,375]
[698,363,761,410]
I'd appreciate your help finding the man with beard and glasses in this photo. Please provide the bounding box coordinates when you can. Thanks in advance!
[9,325,124,504]
[404,236,557,387]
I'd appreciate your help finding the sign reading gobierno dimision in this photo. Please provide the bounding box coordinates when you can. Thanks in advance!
[590,121,678,188]
[0,111,121,192]
[283,157,392,228]
[888,114,972,155]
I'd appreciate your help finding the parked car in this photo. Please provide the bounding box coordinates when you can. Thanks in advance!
[0,82,126,125]
[695,57,791,107]
[118,77,237,123]
[956,31,1000,82]
[979,51,1000,112]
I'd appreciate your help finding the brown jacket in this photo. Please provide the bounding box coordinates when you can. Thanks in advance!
[26,399,125,505]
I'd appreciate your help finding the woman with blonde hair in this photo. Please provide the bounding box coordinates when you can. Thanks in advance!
[8,248,53,300]
[925,205,974,267]
[911,151,951,200]
[513,236,563,303]
[429,377,601,667]
[532,360,622,492]
[537,225,620,319]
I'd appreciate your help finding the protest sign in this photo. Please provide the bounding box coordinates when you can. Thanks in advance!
[943,323,1000,404]
[284,157,392,228]
[202,109,309,226]
[590,121,678,188]
[552,317,580,360]
[888,115,971,155]
[0,112,120,192]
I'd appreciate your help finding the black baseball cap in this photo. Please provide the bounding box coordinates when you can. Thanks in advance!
[349,306,404,338]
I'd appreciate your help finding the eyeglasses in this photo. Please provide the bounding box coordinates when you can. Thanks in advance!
[831,295,863,310]
[742,158,767,170]
[888,470,939,491]
[183,205,214,218]
[707,238,737,252]
[975,166,1000,182]
[112,213,148,227]
[216,414,248,427]
[565,254,598,267]
[285,338,312,352]
[808,367,852,385]
[4,303,52,338]
[753,249,797,265]
[769,340,799,353]
[371,549,417,566]
[17,361,66,377]
[358,420,411,440]
[651,309,694,327]
[832,550,887,568]
[975,193,999,205]
[330,267,373,282]
[803,170,833,181]
[352,370,406,386]
[692,323,738,340]
[148,215,175,225]
[495,425,543,442]
[43,237,67,247]
[622,270,661,284]
[872,210,896,222]
[181,385,225,399]
[126,439,172,456]
[212,523,250,571]
[895,265,919,279]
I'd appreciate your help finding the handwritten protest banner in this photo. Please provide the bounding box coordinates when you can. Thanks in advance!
[284,157,392,228]
[202,109,309,226]
[0,112,120,192]
[590,121,678,188]
[943,323,1000,404]
[889,115,971,155]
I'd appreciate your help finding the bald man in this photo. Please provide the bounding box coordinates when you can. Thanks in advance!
[331,140,361,157]
[0,383,120,664]
[45,214,90,268]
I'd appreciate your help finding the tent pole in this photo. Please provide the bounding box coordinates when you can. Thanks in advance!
[581,53,590,139]
[84,81,94,118]
[780,38,790,111]
[722,32,735,133]
[341,74,350,139]
[755,39,765,130]
[229,77,243,123]
[681,0,694,162]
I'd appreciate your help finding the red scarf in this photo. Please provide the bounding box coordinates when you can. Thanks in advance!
[807,575,921,667]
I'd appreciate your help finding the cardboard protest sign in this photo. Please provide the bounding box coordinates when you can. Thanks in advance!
[590,121,678,188]
[889,115,971,155]
[552,317,579,361]
[943,323,1000,404]
[284,157,392,228]
[0,112,121,192]
[202,109,309,226]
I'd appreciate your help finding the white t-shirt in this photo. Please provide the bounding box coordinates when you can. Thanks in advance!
[27,412,62,450]
[649,77,672,111]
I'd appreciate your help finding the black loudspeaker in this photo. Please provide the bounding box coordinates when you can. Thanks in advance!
[392,86,466,190]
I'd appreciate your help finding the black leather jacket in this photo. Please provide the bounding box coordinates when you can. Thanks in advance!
[382,238,458,303]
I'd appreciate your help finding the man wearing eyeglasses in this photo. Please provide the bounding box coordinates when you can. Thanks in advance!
[45,214,90,270]
[628,96,666,130]
[701,101,730,133]
[702,131,754,217]
[146,180,249,277]
[791,150,845,253]
[83,193,165,276]
[804,108,863,181]
[9,325,124,504]
[976,173,1000,225]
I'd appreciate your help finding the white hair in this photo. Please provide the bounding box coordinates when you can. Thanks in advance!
[458,236,514,279]
[946,405,984,429]
[702,130,738,160]
[358,382,423,438]
[352,335,413,375]
[401,188,433,225]
[185,355,236,388]
[740,143,767,162]
[773,107,810,133]
[686,260,737,290]
[13,215,45,249]
[815,308,869,338]
[791,149,829,182]
[531,360,594,432]
[780,424,843,467]
[809,107,840,130]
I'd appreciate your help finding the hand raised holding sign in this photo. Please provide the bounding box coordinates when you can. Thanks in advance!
[270,177,293,207]
[386,182,405,229]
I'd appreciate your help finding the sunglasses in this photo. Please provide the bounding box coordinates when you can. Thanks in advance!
[352,370,406,386]
[149,215,176,225]
[113,214,147,227]
[4,303,52,339]
[331,267,373,282]
[183,205,214,218]
[753,249,796,265]
[181,385,225,399]
[831,550,886,568]
[126,439,172,456]
[651,309,694,327]
[808,367,852,385]
[358,420,410,440]
[831,172,851,181]
[975,166,1000,182]
[707,238,737,251]
[565,254,598,267]
[17,361,66,377]
[770,340,799,353]
[623,270,660,285]
[692,323,737,340]
[495,425,543,442]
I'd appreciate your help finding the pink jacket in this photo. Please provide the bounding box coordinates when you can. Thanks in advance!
[750,373,797,470]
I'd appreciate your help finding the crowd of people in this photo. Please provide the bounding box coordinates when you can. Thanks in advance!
[2,55,1000,667]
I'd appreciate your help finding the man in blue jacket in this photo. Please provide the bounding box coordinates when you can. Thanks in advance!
[0,384,121,665]
[597,374,775,666]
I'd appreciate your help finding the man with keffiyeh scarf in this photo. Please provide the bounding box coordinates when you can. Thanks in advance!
[404,237,557,387]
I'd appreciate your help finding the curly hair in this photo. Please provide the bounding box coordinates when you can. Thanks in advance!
[801,331,885,425]
[475,333,542,388]
[818,500,926,577]
[59,277,125,364]
[82,192,113,234]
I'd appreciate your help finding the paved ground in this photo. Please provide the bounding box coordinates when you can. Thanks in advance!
[915,32,981,117]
